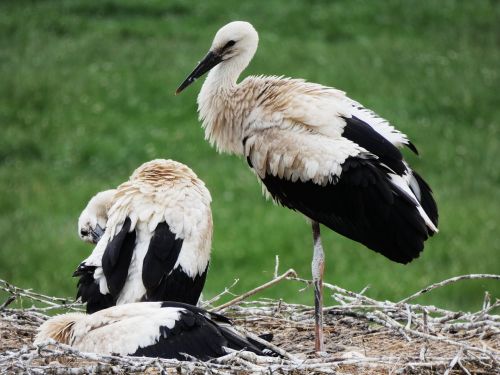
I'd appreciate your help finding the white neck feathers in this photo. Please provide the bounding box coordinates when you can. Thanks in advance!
[197,48,257,155]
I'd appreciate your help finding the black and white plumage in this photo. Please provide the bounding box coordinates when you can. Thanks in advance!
[74,159,213,314]
[34,302,277,361]
[176,21,439,351]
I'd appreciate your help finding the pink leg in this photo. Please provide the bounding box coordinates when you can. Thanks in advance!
[312,221,325,353]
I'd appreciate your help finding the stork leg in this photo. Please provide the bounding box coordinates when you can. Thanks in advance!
[311,220,325,353]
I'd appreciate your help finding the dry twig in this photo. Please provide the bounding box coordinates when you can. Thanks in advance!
[211,268,297,312]
[398,274,500,304]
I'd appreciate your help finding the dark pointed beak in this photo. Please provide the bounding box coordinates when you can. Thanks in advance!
[176,51,223,94]
[91,224,105,244]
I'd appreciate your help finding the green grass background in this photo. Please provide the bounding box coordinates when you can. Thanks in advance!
[1,0,499,311]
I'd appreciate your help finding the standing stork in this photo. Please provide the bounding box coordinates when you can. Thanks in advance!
[176,21,439,352]
[35,302,278,361]
[74,159,213,314]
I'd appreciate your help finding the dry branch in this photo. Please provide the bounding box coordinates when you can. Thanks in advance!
[210,268,297,312]
[398,274,500,304]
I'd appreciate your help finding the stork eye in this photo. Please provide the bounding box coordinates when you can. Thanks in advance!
[223,40,236,50]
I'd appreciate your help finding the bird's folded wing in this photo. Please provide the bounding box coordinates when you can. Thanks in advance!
[345,98,417,153]
[244,126,370,186]
[245,127,435,264]
[248,76,415,154]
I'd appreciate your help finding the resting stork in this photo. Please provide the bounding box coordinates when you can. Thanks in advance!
[74,159,213,314]
[34,302,277,361]
[176,21,439,352]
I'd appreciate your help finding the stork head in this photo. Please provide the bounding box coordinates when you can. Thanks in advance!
[176,21,259,94]
[78,189,116,244]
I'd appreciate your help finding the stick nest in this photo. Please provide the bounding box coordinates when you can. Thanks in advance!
[1,273,499,374]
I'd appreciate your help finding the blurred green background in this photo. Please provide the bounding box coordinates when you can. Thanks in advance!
[1,0,499,311]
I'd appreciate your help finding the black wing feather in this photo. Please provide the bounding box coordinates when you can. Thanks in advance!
[412,171,438,229]
[102,218,136,297]
[342,116,406,175]
[145,265,208,305]
[142,222,183,292]
[142,222,208,305]
[133,313,225,361]
[133,304,275,361]
[261,156,432,264]
[407,140,419,155]
[73,265,114,314]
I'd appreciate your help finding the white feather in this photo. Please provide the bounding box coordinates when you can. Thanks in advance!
[389,173,438,233]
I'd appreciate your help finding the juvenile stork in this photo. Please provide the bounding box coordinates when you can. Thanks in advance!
[35,302,277,361]
[176,21,439,352]
[74,159,213,314]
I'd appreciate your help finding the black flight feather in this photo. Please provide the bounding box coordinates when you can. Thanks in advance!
[411,171,438,230]
[73,265,114,314]
[141,222,208,305]
[341,115,406,175]
[102,218,136,297]
[133,302,277,361]
[142,222,183,292]
[261,156,432,264]
[146,266,208,305]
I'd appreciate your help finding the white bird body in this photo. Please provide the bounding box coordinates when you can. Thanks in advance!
[177,21,439,351]
[34,302,276,361]
[75,159,213,313]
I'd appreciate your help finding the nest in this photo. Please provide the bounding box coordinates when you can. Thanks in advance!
[1,271,499,374]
